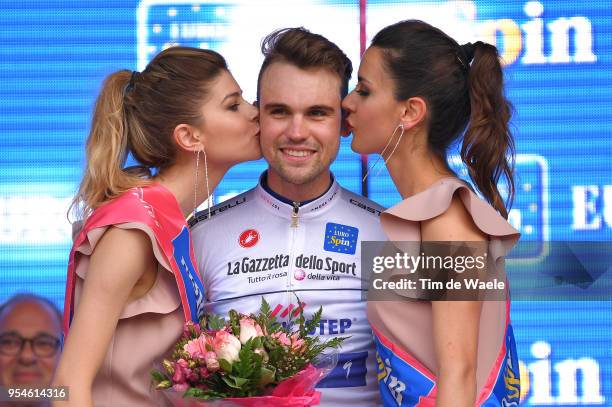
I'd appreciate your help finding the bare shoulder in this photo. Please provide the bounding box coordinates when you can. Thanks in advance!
[420,193,486,242]
[88,226,155,285]
[93,226,153,258]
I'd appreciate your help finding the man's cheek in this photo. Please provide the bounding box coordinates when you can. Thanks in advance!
[0,361,12,385]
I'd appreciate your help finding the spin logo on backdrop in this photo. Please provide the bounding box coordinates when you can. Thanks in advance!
[506,155,549,262]
[450,154,549,262]
[324,223,358,255]
[138,1,596,71]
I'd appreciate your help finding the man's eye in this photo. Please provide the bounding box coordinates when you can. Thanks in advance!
[33,339,57,351]
[270,109,286,115]
[309,110,326,117]
[0,337,19,346]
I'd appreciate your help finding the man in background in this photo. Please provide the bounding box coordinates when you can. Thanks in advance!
[0,294,62,406]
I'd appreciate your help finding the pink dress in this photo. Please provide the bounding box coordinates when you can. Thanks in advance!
[368,177,521,406]
[64,184,205,406]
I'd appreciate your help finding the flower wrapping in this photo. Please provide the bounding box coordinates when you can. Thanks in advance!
[162,364,324,406]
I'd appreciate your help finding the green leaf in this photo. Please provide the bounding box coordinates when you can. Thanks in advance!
[207,314,226,331]
[260,297,271,316]
[219,358,233,373]
[184,387,207,398]
[155,380,172,390]
[250,336,263,349]
[258,366,276,387]
[222,375,249,389]
[150,370,166,383]
[229,310,241,336]
[304,306,323,336]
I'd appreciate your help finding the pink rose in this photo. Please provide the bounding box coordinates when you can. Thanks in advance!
[212,330,241,363]
[171,368,185,384]
[172,383,189,392]
[204,351,220,372]
[183,335,208,359]
[239,317,264,344]
[172,358,192,387]
[290,333,306,351]
[271,332,291,346]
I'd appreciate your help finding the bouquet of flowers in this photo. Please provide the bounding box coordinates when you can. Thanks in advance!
[151,299,346,406]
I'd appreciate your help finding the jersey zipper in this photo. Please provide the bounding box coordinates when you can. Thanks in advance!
[287,201,300,308]
[291,201,300,228]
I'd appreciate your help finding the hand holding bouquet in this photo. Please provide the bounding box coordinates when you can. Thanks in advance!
[152,299,346,406]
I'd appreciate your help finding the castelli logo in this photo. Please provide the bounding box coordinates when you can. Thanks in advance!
[239,229,260,248]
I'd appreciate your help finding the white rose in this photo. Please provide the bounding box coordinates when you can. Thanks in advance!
[239,317,264,345]
[213,330,241,364]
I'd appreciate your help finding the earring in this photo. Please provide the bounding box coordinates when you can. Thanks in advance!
[362,124,405,182]
[382,124,405,168]
[203,146,212,219]
[193,150,200,219]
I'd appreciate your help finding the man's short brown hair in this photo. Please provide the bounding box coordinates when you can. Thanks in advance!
[257,27,353,100]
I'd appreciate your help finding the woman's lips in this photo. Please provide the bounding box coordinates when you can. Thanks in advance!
[345,119,354,133]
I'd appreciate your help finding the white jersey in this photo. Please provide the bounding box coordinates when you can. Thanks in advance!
[190,175,386,407]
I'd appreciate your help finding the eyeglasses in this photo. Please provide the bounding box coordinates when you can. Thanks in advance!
[0,333,61,358]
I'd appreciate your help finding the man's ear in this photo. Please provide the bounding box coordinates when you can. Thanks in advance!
[340,109,351,137]
[173,123,204,153]
[399,96,427,130]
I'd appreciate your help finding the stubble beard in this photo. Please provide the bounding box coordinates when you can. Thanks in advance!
[269,154,325,186]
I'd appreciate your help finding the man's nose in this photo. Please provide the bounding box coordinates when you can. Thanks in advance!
[18,340,37,364]
[286,116,307,141]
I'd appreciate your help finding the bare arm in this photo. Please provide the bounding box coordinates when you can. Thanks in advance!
[421,195,486,407]
[52,227,156,407]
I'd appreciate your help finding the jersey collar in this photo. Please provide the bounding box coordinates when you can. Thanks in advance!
[255,171,341,219]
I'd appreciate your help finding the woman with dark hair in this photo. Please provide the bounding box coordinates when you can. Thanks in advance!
[343,20,521,406]
[53,47,261,406]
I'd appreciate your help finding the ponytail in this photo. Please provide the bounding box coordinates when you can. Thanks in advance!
[461,42,515,219]
[69,70,151,220]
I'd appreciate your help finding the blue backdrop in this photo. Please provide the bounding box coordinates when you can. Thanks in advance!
[0,1,610,405]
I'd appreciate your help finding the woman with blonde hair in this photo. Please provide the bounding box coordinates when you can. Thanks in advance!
[53,47,261,406]
[343,20,521,406]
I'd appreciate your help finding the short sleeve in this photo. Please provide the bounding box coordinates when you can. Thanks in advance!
[381,177,520,263]
[73,221,181,319]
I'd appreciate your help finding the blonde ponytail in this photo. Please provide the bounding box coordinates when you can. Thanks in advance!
[70,70,151,220]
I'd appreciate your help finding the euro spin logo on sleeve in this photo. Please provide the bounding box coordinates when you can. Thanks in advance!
[324,223,359,255]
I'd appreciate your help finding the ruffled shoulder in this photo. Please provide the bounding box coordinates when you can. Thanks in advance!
[73,221,181,319]
[381,177,520,257]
